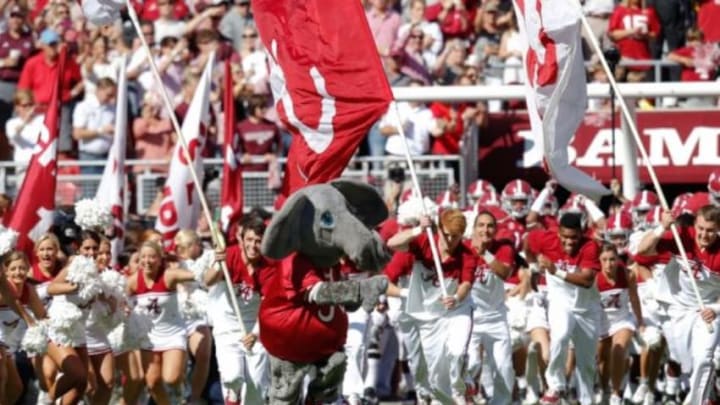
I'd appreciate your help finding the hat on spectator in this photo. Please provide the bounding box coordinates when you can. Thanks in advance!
[39,29,60,45]
[9,5,24,17]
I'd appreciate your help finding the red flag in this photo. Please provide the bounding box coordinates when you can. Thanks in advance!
[252,0,393,200]
[7,49,66,253]
[220,59,243,233]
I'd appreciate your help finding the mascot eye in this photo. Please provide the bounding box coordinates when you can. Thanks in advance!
[319,211,335,229]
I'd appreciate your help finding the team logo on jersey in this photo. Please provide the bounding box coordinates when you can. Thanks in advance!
[145,298,161,315]
[556,260,576,274]
[236,282,254,303]
[475,265,490,284]
[601,292,622,309]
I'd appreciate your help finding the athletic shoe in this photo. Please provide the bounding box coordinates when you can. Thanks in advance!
[633,384,650,404]
[347,394,361,405]
[523,385,539,405]
[610,394,623,405]
[540,390,564,405]
[642,392,654,405]
[452,394,468,405]
[362,387,378,405]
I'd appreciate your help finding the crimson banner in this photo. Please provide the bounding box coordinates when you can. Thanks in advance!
[479,109,720,186]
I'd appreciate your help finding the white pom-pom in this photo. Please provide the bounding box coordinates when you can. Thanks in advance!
[124,309,153,350]
[21,321,49,356]
[185,250,215,285]
[397,197,438,226]
[67,256,102,302]
[100,271,127,301]
[510,329,526,351]
[181,289,208,321]
[88,300,121,331]
[47,301,85,347]
[641,326,663,349]
[107,322,125,353]
[74,198,113,231]
[0,226,18,256]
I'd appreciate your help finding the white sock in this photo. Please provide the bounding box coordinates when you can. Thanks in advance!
[517,376,528,390]
[666,376,679,395]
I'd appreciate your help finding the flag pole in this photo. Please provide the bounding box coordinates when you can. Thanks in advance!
[390,103,448,297]
[575,2,710,329]
[126,2,248,336]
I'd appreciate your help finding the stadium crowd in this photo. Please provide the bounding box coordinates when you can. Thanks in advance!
[0,0,718,178]
[0,0,719,405]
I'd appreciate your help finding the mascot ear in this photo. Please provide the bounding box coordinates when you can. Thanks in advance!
[261,191,311,259]
[330,180,388,228]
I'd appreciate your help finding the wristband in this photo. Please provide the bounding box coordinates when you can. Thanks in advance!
[483,250,495,265]
[453,293,461,302]
[529,263,540,274]
[555,270,568,280]
[400,288,409,298]
[653,225,666,238]
[411,226,423,237]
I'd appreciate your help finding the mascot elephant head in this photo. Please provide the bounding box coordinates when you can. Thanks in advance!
[261,180,392,270]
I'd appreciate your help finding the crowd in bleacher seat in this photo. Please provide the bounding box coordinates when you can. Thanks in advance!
[0,0,715,201]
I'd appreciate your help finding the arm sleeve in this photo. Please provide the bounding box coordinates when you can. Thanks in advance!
[579,241,601,271]
[494,243,516,267]
[72,102,89,128]
[460,250,477,283]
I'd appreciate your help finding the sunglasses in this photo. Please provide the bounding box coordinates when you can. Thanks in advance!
[242,33,257,38]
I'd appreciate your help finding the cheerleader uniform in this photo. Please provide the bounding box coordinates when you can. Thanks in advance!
[29,262,59,309]
[597,266,636,338]
[525,272,549,332]
[85,268,113,356]
[180,251,212,335]
[47,293,93,348]
[0,283,30,353]
[134,269,187,352]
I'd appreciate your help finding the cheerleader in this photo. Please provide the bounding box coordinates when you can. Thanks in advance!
[174,230,213,404]
[114,246,144,405]
[46,230,103,405]
[206,217,273,404]
[0,251,46,405]
[128,241,196,405]
[27,233,63,400]
[85,237,116,405]
[596,244,643,405]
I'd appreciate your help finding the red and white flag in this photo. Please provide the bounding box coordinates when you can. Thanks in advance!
[6,49,66,253]
[514,0,609,200]
[220,59,243,233]
[154,55,214,244]
[96,56,127,266]
[252,0,393,200]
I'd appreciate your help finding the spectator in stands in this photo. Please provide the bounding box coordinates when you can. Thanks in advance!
[608,0,661,82]
[433,38,467,85]
[185,0,230,39]
[696,0,720,44]
[238,26,269,94]
[646,0,688,60]
[17,28,83,156]
[219,0,255,52]
[470,1,504,110]
[127,20,156,83]
[392,25,434,85]
[154,0,187,44]
[581,0,615,53]
[146,35,187,105]
[668,28,720,107]
[366,0,401,58]
[379,80,438,157]
[424,0,471,41]
[79,36,118,101]
[0,5,33,161]
[499,12,523,84]
[5,90,44,184]
[237,94,281,171]
[398,0,444,58]
[132,91,175,174]
[72,77,117,175]
[175,70,219,156]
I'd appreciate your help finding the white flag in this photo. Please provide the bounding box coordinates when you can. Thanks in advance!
[514,0,609,200]
[155,55,214,244]
[96,55,128,266]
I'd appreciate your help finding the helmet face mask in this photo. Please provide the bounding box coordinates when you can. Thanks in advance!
[501,179,533,220]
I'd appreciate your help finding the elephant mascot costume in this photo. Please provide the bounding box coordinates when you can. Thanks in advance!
[258,180,391,404]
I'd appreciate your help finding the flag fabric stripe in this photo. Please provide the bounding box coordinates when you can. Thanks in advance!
[514,0,609,200]
[252,0,393,200]
[96,55,128,266]
[7,49,66,254]
[220,59,243,233]
[154,55,214,244]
